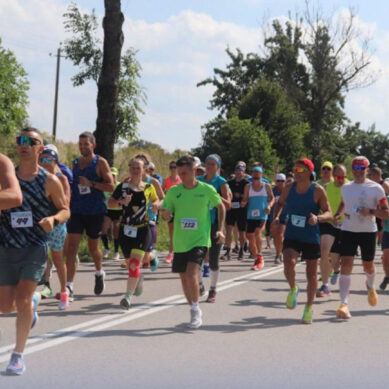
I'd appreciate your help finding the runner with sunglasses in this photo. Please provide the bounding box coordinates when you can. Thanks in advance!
[1,128,69,375]
[39,147,71,310]
[317,165,348,296]
[242,165,274,270]
[334,156,389,319]
[273,158,332,324]
[318,161,334,188]
[162,161,182,264]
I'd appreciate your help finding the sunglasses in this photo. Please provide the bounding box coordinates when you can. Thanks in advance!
[322,167,332,171]
[169,165,177,169]
[352,165,366,171]
[40,157,54,164]
[276,180,285,183]
[294,167,308,173]
[335,175,346,180]
[16,135,41,146]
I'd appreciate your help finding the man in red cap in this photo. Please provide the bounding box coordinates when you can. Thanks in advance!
[273,158,332,324]
[334,156,389,319]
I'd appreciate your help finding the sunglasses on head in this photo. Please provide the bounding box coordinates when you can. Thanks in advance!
[352,165,366,171]
[322,167,332,171]
[16,135,41,146]
[294,166,308,173]
[40,157,53,164]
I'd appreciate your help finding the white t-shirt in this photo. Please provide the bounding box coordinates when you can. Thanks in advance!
[341,179,386,233]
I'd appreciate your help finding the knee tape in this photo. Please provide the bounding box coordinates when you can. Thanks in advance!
[128,258,140,278]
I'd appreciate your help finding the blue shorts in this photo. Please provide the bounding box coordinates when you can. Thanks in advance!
[47,223,67,251]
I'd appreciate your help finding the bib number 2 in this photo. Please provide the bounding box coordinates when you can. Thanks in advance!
[181,218,198,230]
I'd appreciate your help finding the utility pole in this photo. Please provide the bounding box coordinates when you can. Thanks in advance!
[50,45,64,141]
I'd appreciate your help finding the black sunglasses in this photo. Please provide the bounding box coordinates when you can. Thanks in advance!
[169,165,177,169]
[322,167,332,171]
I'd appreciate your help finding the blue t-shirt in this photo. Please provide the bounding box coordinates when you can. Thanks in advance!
[152,173,163,185]
[58,162,73,186]
[198,175,226,224]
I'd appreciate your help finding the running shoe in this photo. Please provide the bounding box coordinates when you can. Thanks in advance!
[134,275,144,296]
[330,271,340,285]
[113,252,120,261]
[286,285,299,309]
[203,264,211,277]
[367,286,378,307]
[316,284,331,297]
[302,305,313,324]
[199,283,205,297]
[31,292,40,329]
[94,271,105,295]
[150,252,159,272]
[238,248,244,260]
[120,293,132,310]
[379,276,389,291]
[6,353,25,376]
[232,245,239,254]
[243,242,248,252]
[250,256,264,270]
[165,252,173,264]
[206,289,217,303]
[265,244,271,249]
[56,285,74,302]
[188,308,202,329]
[336,303,351,319]
[58,291,70,310]
[103,249,110,259]
[40,283,53,299]
[221,252,231,261]
[120,260,127,269]
[274,255,282,265]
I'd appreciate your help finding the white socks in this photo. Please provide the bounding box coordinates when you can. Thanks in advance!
[339,275,351,304]
[210,269,219,290]
[366,271,375,289]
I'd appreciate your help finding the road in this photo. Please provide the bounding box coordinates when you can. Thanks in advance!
[1,245,388,388]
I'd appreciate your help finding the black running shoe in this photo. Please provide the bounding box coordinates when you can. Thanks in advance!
[94,272,105,295]
[380,276,389,291]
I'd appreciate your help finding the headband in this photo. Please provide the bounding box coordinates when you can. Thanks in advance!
[206,154,221,167]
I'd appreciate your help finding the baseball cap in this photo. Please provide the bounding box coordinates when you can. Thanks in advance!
[276,173,286,181]
[252,166,263,173]
[322,161,333,169]
[193,156,202,168]
[45,144,58,154]
[297,158,315,172]
[148,162,155,170]
[110,167,119,176]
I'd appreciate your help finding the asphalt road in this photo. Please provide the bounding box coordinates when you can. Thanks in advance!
[1,245,389,388]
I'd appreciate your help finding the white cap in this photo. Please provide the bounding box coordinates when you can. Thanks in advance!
[193,156,201,168]
[276,173,286,181]
[148,162,155,170]
[45,144,58,154]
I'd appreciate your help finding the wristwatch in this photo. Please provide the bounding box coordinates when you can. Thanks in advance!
[53,217,59,227]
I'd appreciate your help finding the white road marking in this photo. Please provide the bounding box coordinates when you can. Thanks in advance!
[0,264,291,364]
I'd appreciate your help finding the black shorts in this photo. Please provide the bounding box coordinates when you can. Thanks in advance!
[246,219,266,234]
[339,230,376,261]
[319,222,338,237]
[279,210,287,225]
[382,231,389,250]
[283,239,321,260]
[145,224,157,253]
[330,228,342,254]
[265,218,271,236]
[119,225,151,258]
[172,246,207,273]
[226,208,247,231]
[106,209,122,221]
[67,213,105,239]
[376,217,383,232]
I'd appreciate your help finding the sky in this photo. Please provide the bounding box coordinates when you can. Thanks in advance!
[1,0,389,152]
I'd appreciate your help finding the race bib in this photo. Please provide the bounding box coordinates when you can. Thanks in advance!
[251,209,260,217]
[231,202,240,209]
[291,214,306,228]
[78,184,91,195]
[181,218,198,230]
[11,211,33,228]
[123,225,138,238]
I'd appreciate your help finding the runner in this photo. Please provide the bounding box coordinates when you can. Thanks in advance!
[66,132,114,299]
[0,128,69,375]
[198,154,230,302]
[162,155,225,328]
[317,161,334,188]
[223,162,249,260]
[148,162,163,185]
[317,165,348,296]
[334,156,389,319]
[162,161,182,264]
[102,167,121,261]
[273,158,332,324]
[108,156,158,309]
[39,147,71,310]
[380,192,389,290]
[241,165,274,270]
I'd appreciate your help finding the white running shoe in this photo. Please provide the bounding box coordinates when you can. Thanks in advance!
[113,252,120,261]
[103,249,110,259]
[188,308,202,329]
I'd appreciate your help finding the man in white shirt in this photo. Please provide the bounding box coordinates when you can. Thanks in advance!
[334,156,389,319]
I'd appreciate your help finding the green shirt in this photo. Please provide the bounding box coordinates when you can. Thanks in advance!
[325,180,348,225]
[162,181,221,253]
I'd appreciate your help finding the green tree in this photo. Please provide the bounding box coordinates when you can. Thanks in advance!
[63,3,145,144]
[0,38,29,138]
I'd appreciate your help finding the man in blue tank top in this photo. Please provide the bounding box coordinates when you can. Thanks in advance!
[67,132,114,299]
[273,158,332,324]
[0,128,70,375]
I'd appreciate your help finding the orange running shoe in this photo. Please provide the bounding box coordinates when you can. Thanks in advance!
[165,252,174,264]
[367,287,378,307]
[336,303,351,319]
[250,255,264,270]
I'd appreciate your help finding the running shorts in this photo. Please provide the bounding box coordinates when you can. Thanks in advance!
[67,213,105,239]
[339,231,376,261]
[283,239,321,260]
[47,222,67,251]
[119,224,151,258]
[246,219,266,234]
[172,246,208,273]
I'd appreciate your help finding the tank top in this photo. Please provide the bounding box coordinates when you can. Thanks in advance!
[165,176,181,191]
[70,155,106,215]
[0,167,54,248]
[284,182,320,244]
[247,182,268,221]
[145,176,157,223]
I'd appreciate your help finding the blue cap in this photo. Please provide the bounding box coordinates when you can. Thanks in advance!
[252,166,263,173]
[42,148,58,162]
